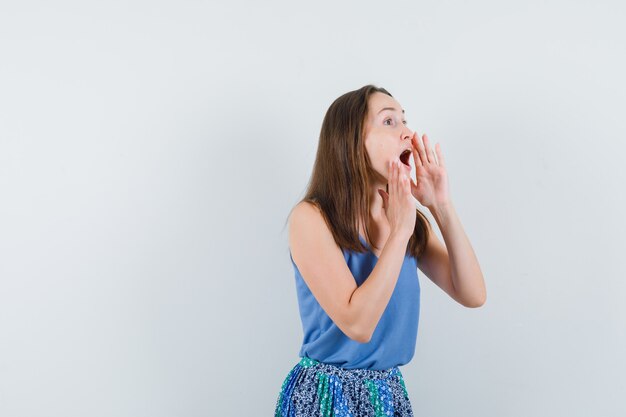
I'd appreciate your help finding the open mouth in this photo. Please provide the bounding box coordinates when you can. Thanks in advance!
[399,149,412,167]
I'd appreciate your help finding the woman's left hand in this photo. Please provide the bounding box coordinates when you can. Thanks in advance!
[409,132,451,210]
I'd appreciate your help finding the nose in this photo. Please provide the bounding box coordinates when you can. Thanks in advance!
[401,124,413,141]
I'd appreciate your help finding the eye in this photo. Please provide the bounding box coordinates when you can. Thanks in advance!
[383,117,393,126]
[402,120,407,125]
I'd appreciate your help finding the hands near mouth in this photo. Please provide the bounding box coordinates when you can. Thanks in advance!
[408,132,451,211]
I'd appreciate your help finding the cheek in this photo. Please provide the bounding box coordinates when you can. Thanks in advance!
[365,136,393,170]
[371,145,393,171]
[377,144,393,163]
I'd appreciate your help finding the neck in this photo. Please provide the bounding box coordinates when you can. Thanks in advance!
[360,181,389,234]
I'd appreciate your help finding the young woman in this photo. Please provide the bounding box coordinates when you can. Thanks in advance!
[274,84,486,416]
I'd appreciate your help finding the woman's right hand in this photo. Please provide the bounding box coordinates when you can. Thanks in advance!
[377,159,416,241]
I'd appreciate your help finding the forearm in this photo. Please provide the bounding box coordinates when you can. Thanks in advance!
[347,231,409,342]
[431,201,486,307]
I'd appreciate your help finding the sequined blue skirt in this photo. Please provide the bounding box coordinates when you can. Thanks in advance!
[274,356,414,417]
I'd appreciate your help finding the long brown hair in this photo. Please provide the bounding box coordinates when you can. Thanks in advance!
[285,84,430,259]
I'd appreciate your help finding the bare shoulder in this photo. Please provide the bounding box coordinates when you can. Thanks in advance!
[289,201,325,239]
[287,200,361,340]
[288,200,337,261]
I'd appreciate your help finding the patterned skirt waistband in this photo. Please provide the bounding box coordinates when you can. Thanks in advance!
[297,356,402,381]
[274,356,412,416]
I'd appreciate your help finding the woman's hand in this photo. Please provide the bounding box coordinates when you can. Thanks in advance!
[377,160,416,241]
[409,132,451,210]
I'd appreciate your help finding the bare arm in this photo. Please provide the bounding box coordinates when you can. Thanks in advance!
[408,132,486,307]
[434,201,486,306]
[289,201,410,343]
[419,200,486,307]
[346,231,408,342]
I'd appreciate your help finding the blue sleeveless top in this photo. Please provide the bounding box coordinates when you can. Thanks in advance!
[290,234,421,370]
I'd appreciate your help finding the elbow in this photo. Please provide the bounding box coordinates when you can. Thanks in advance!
[353,332,372,344]
[344,301,373,343]
[347,323,373,344]
[350,332,372,344]
[465,293,487,308]
[466,300,485,308]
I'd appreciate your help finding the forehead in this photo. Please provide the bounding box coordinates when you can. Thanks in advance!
[368,92,403,117]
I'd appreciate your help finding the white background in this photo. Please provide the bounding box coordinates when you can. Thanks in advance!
[1,1,625,416]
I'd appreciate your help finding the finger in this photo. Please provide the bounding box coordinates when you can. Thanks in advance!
[410,132,420,167]
[388,160,395,200]
[420,134,431,164]
[396,161,402,195]
[398,164,407,196]
[423,134,435,164]
[378,189,388,210]
[396,159,404,190]
[385,161,389,195]
[408,162,416,188]
[404,164,411,194]
[393,159,399,198]
[386,161,391,198]
[406,134,419,187]
[435,143,445,169]
[412,132,426,166]
[394,160,401,199]
[404,169,411,194]
[400,170,407,194]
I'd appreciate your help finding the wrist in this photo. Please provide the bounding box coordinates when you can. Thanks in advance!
[430,201,454,221]
[388,228,413,243]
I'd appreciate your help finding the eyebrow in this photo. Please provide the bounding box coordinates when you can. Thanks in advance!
[377,107,405,115]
